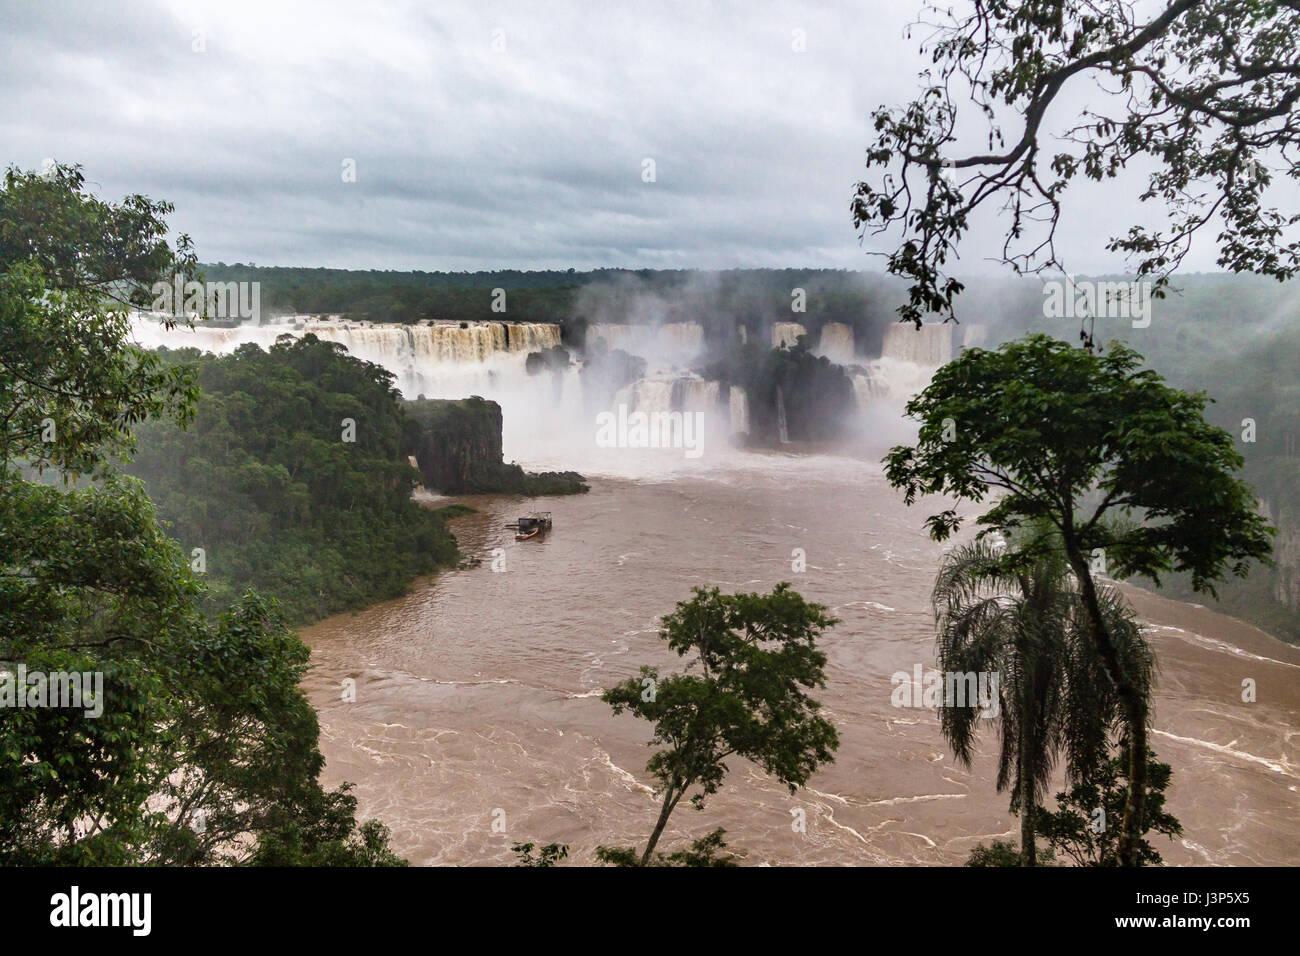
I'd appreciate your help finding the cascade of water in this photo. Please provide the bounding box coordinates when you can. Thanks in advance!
[729,385,750,435]
[816,322,855,363]
[772,322,807,349]
[614,379,675,414]
[776,386,790,443]
[959,323,989,349]
[881,323,953,365]
[587,322,702,361]
[677,379,720,411]
[129,314,561,368]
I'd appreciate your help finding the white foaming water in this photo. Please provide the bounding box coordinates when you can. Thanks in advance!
[729,386,750,435]
[128,314,942,481]
[881,323,953,366]
[772,321,807,348]
[588,322,703,362]
[129,312,574,457]
[129,313,560,367]
[816,322,855,363]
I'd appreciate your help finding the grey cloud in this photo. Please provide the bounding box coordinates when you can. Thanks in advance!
[2,0,1283,274]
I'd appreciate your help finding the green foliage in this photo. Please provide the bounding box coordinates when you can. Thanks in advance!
[0,166,198,477]
[403,396,587,496]
[604,583,839,864]
[247,786,407,867]
[932,524,1152,865]
[1034,748,1183,867]
[0,163,403,866]
[885,332,1268,865]
[511,842,569,867]
[965,840,1049,867]
[852,1,1300,327]
[885,334,1273,595]
[0,471,404,865]
[596,828,738,867]
[127,337,464,624]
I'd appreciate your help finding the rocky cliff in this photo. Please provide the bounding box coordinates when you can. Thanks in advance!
[402,396,587,496]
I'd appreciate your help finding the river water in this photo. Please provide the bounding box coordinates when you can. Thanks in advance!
[300,447,1300,866]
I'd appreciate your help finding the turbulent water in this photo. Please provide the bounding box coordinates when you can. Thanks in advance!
[133,312,1300,865]
[300,447,1300,866]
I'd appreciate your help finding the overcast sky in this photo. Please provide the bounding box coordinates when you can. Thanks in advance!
[0,0,1278,273]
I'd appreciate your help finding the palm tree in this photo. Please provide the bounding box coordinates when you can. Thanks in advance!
[931,528,1153,865]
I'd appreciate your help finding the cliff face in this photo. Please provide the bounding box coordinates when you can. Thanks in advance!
[1260,496,1300,614]
[403,396,503,494]
[402,396,587,496]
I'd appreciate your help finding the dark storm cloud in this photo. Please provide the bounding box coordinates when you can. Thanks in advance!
[2,0,1281,272]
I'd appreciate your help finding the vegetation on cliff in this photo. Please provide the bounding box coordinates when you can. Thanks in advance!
[129,335,463,626]
[1,163,403,865]
[402,396,588,496]
[708,337,856,443]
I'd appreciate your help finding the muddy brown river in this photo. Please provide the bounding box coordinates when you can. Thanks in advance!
[301,449,1300,865]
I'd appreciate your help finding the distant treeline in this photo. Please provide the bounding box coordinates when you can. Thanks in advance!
[200,263,908,356]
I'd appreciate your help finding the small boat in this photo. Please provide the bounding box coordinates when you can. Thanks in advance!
[508,512,552,541]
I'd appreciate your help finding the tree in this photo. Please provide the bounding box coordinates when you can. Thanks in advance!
[127,338,465,625]
[884,333,1272,865]
[0,163,401,865]
[852,0,1300,328]
[511,842,570,867]
[931,527,1152,864]
[1034,747,1183,866]
[1,167,198,478]
[595,828,738,867]
[966,839,1048,866]
[602,583,839,865]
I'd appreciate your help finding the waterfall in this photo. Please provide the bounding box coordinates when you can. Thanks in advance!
[772,322,806,349]
[129,314,560,369]
[614,379,675,415]
[729,385,750,435]
[959,323,989,349]
[659,323,704,357]
[851,372,881,409]
[881,323,953,366]
[676,379,720,412]
[129,314,574,459]
[816,322,855,363]
[615,377,725,415]
[776,386,790,444]
[853,358,940,408]
[588,322,703,360]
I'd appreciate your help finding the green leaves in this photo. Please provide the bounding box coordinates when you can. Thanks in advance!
[0,163,404,866]
[885,333,1273,594]
[126,337,462,624]
[854,1,1300,325]
[603,584,839,862]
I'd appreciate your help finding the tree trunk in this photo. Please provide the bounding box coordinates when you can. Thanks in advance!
[1021,793,1036,866]
[1068,553,1147,867]
[640,786,679,865]
[1019,697,1037,866]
